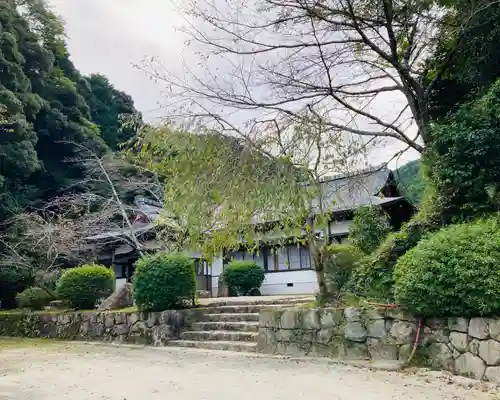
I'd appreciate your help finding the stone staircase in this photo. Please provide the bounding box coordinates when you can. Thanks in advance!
[167,298,310,352]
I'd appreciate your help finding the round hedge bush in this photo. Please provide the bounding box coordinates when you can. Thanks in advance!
[133,252,196,311]
[56,264,114,309]
[394,219,500,317]
[221,260,265,296]
[16,287,53,310]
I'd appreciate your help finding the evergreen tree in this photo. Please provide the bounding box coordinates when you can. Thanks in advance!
[80,74,141,150]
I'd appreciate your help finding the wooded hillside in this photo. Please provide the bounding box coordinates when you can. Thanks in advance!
[0,0,141,220]
[394,160,423,204]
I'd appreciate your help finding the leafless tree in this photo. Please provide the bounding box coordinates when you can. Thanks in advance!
[0,144,176,288]
[141,0,493,161]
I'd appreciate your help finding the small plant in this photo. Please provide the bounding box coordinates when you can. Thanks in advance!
[394,218,500,317]
[133,252,196,312]
[349,205,391,254]
[16,287,53,310]
[324,244,363,296]
[56,264,115,309]
[221,260,265,296]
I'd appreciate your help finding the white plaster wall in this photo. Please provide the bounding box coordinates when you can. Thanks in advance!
[261,270,318,295]
[210,256,224,296]
[210,256,318,296]
[115,278,127,292]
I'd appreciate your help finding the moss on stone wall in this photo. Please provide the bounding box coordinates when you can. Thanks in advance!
[0,309,196,345]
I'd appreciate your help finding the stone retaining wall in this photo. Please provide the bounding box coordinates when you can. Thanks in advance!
[257,307,500,383]
[0,309,202,345]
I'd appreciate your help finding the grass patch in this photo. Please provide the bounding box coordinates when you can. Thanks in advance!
[0,308,101,316]
[0,337,64,350]
[297,301,321,309]
[113,306,137,313]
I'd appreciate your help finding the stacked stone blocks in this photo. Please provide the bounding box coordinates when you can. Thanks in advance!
[257,307,500,383]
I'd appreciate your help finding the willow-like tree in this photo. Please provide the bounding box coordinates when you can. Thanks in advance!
[135,120,376,301]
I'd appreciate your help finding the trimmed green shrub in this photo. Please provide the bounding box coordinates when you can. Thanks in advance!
[394,218,500,317]
[0,266,33,309]
[56,264,115,309]
[349,205,391,254]
[324,244,363,296]
[16,287,53,310]
[221,261,265,296]
[133,252,196,311]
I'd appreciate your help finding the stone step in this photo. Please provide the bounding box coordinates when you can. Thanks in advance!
[167,340,257,353]
[203,297,312,307]
[201,304,301,314]
[180,330,258,342]
[191,321,259,332]
[202,313,260,322]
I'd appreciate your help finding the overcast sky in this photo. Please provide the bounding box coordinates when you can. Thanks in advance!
[47,0,419,168]
[47,0,185,123]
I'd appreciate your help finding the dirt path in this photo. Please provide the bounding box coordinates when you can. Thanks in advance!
[0,343,497,400]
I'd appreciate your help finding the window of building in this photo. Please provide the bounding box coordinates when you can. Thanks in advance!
[227,245,313,272]
[266,244,313,272]
[113,264,127,279]
[229,250,265,269]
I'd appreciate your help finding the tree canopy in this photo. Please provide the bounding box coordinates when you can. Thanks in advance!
[429,0,500,119]
[80,74,142,151]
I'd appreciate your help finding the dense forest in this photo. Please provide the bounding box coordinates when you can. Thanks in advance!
[0,0,141,221]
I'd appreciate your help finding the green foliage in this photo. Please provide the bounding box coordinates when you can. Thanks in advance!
[428,1,500,119]
[394,218,500,317]
[358,77,500,303]
[324,244,363,296]
[349,205,391,254]
[133,127,313,259]
[56,264,114,309]
[16,287,52,310]
[349,196,442,302]
[79,74,141,150]
[394,160,424,204]
[132,252,196,311]
[0,266,33,309]
[221,261,265,296]
[426,79,500,223]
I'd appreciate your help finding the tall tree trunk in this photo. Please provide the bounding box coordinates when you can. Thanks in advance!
[306,216,329,303]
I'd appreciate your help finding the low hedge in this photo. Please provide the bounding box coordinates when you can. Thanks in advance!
[56,264,114,309]
[394,218,500,317]
[133,252,196,311]
[16,287,53,310]
[221,260,265,296]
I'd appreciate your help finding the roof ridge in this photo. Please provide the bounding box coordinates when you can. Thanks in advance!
[319,164,388,183]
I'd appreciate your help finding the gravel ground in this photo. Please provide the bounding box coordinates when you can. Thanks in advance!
[0,343,497,400]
